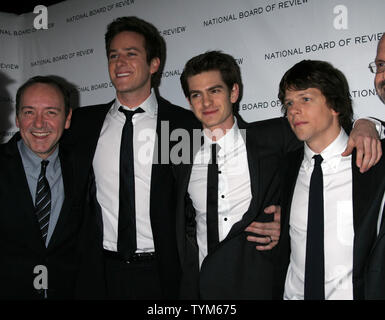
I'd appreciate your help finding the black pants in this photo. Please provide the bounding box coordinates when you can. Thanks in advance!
[103,253,163,299]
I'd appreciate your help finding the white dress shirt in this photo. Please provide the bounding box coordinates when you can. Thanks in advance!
[284,129,355,300]
[93,90,157,252]
[188,119,251,267]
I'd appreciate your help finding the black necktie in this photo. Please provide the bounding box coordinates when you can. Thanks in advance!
[35,160,51,244]
[117,106,144,259]
[206,143,220,254]
[304,154,325,300]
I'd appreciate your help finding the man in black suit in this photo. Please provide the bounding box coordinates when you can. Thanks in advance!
[175,51,383,300]
[274,60,385,300]
[68,16,200,299]
[365,33,385,299]
[0,76,86,299]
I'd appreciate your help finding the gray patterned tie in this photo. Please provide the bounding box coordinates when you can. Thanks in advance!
[35,160,51,243]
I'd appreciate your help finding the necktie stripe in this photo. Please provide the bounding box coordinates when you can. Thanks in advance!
[35,192,50,207]
[36,200,50,213]
[38,211,50,223]
[36,183,46,193]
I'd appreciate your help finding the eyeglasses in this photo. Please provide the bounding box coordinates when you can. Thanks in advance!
[369,61,385,74]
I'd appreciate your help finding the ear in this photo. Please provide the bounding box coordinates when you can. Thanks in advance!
[64,108,72,129]
[330,107,340,117]
[15,115,20,128]
[150,57,160,75]
[230,83,240,104]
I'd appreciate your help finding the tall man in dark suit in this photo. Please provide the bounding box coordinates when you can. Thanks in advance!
[175,51,382,300]
[365,33,385,299]
[274,60,385,300]
[0,76,87,299]
[68,16,200,299]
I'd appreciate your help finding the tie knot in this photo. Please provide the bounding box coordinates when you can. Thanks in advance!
[119,106,144,122]
[40,160,49,175]
[313,154,323,167]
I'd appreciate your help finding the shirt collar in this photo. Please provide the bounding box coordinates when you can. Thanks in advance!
[112,89,158,119]
[202,118,244,157]
[303,128,349,171]
[18,139,60,174]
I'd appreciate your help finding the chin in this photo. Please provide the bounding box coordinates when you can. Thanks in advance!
[293,133,307,142]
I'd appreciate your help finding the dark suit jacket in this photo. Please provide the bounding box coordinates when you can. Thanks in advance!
[365,142,385,299]
[68,95,200,299]
[0,133,87,299]
[274,141,385,300]
[174,115,299,299]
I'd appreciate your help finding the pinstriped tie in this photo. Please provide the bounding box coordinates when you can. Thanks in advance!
[35,160,51,243]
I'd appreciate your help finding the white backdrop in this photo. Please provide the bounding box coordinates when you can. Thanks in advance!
[0,0,384,143]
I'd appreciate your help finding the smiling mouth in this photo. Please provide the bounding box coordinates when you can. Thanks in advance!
[203,109,218,115]
[32,132,50,137]
[116,72,131,77]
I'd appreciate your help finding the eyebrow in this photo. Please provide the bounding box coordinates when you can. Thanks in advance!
[20,106,61,110]
[208,84,225,91]
[108,47,141,53]
[189,84,225,94]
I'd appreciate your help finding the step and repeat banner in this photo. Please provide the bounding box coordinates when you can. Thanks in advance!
[0,0,383,142]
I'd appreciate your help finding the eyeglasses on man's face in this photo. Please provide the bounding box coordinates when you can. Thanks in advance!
[369,61,385,74]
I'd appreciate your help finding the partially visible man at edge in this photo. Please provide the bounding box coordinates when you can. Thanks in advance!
[0,76,93,299]
[365,33,385,299]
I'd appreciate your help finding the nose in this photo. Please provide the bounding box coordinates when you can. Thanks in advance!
[287,102,301,116]
[202,93,212,108]
[116,54,127,66]
[33,113,45,129]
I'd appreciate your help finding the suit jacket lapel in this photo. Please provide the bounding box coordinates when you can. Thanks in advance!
[373,177,385,242]
[223,117,259,238]
[351,154,367,286]
[281,149,304,237]
[175,164,194,263]
[150,97,168,203]
[363,155,385,257]
[351,151,381,299]
[5,134,46,253]
[241,123,260,224]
